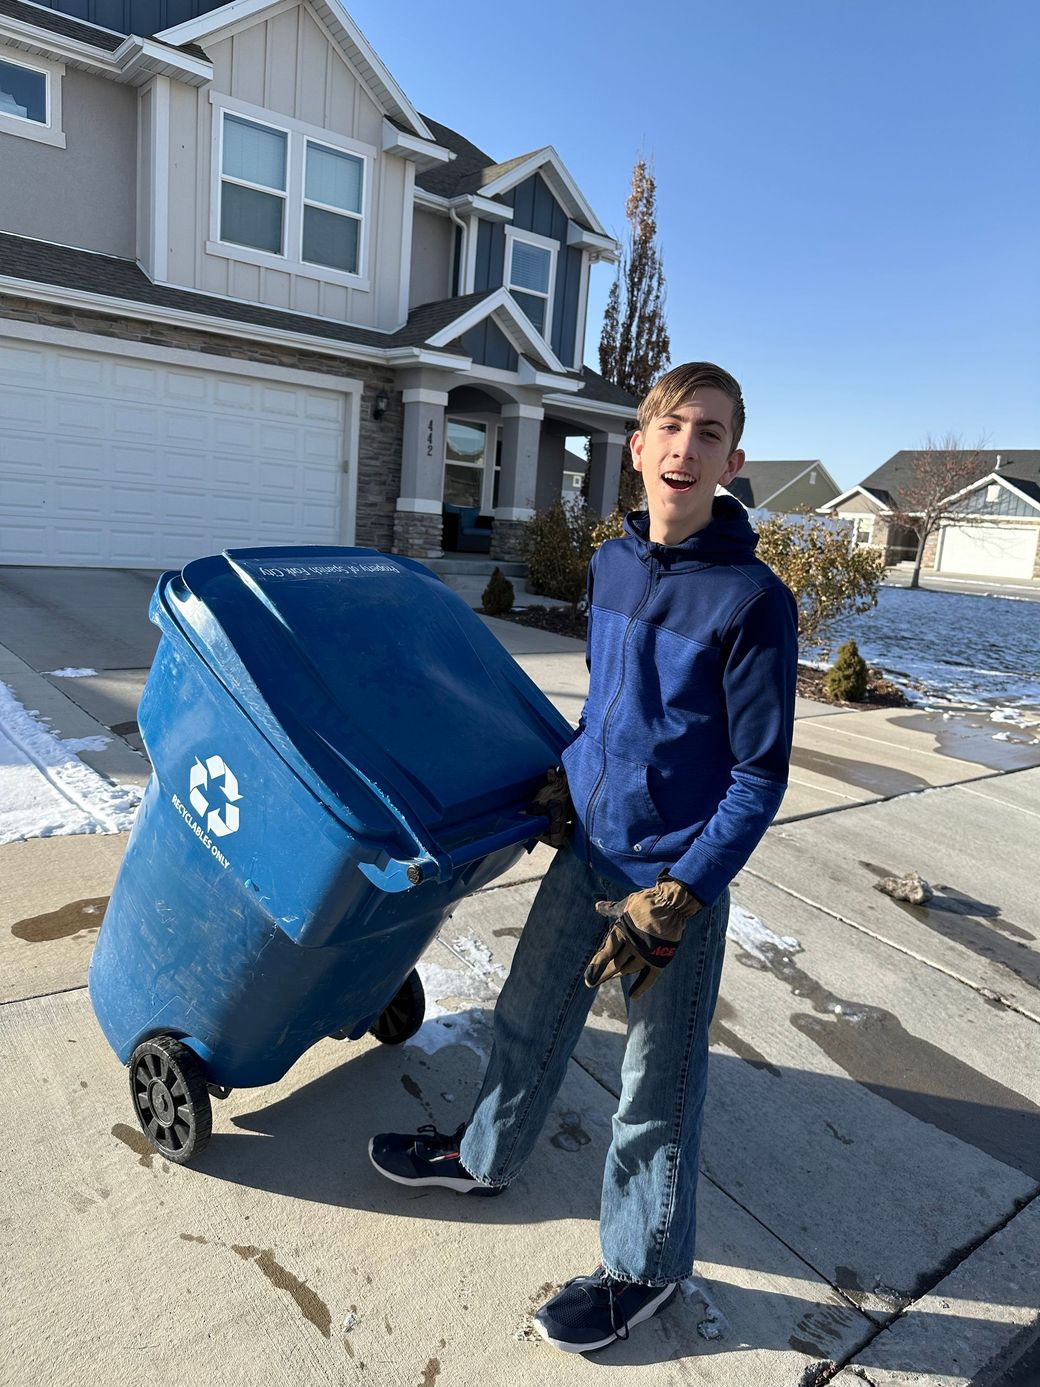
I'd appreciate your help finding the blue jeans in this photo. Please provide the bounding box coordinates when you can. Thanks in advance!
[459,843,729,1286]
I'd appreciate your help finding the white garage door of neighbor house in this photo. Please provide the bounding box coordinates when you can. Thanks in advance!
[938,523,1039,580]
[0,337,350,568]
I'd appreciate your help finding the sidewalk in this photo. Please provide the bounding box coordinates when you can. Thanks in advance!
[1,602,1039,1385]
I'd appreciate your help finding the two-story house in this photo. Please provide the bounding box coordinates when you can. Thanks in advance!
[0,0,636,571]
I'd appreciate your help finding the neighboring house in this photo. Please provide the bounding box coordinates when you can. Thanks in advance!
[0,0,636,569]
[724,459,840,515]
[820,451,1040,581]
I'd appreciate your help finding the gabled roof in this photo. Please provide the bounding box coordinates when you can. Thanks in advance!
[414,121,610,237]
[422,287,567,374]
[944,471,1040,513]
[855,450,1040,512]
[155,0,433,138]
[725,459,838,508]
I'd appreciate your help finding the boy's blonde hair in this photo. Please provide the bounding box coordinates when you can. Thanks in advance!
[637,362,745,451]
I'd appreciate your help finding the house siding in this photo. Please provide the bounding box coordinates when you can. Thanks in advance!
[470,173,579,365]
[409,207,452,309]
[458,319,518,372]
[774,473,836,512]
[163,3,408,331]
[0,65,136,258]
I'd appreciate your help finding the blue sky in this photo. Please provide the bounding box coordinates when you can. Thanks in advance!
[346,0,1039,490]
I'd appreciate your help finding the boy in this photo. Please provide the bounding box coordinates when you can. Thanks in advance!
[369,363,798,1353]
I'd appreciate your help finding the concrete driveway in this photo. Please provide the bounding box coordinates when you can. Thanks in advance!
[1,564,1038,1386]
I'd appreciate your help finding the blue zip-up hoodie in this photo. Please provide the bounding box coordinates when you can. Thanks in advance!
[561,496,798,903]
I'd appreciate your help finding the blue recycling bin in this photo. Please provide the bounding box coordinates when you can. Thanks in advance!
[88,546,571,1162]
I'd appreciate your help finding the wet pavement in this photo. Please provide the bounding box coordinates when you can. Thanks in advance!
[0,570,1038,1385]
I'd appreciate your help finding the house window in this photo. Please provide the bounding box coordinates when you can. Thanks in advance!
[444,420,488,509]
[0,58,46,123]
[302,141,364,274]
[220,114,288,255]
[211,101,371,285]
[854,517,874,545]
[0,53,64,147]
[505,229,556,336]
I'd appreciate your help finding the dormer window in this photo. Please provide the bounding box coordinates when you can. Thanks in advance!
[0,53,64,147]
[505,228,556,336]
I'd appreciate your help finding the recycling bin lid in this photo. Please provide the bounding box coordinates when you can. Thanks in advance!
[153,546,571,851]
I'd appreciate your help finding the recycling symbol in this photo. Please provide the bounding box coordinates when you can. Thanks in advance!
[189,755,242,837]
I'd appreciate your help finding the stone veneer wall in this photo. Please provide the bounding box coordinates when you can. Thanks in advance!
[392,511,443,558]
[489,518,530,564]
[0,295,405,553]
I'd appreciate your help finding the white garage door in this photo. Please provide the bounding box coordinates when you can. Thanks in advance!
[938,523,1039,580]
[0,336,351,568]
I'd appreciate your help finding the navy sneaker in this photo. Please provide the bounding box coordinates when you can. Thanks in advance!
[533,1266,677,1353]
[368,1124,503,1196]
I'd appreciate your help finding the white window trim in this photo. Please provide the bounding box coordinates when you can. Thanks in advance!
[207,92,374,291]
[444,413,500,515]
[504,225,557,343]
[300,138,366,277]
[217,109,289,257]
[0,51,65,148]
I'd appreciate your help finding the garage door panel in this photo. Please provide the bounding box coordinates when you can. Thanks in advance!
[0,393,47,425]
[214,417,256,450]
[54,352,104,388]
[939,524,1039,580]
[0,339,350,566]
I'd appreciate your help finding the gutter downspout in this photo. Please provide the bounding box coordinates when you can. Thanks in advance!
[448,206,466,295]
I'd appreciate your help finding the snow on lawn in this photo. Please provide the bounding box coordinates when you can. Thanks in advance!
[0,680,140,845]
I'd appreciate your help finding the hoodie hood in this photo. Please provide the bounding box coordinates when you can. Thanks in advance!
[623,495,760,567]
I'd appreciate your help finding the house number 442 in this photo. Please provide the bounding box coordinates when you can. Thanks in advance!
[426,418,435,457]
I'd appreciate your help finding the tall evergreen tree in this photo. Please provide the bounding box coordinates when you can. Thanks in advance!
[598,159,671,510]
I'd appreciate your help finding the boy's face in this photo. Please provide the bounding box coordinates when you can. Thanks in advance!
[630,387,745,543]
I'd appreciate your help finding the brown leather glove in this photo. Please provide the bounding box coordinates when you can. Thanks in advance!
[584,873,703,999]
[527,766,573,849]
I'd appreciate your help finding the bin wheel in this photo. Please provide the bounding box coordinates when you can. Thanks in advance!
[369,969,425,1046]
[129,1036,212,1164]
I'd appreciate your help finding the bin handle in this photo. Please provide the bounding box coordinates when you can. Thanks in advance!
[358,811,549,893]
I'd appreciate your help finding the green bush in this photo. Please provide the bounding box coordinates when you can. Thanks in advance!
[481,567,515,616]
[826,638,869,702]
[755,514,885,654]
[524,499,594,604]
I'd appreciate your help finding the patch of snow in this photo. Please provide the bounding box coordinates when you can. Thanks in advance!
[0,680,140,845]
[449,934,508,981]
[406,959,494,1057]
[61,735,112,753]
[679,1274,731,1341]
[726,903,802,962]
[47,667,98,678]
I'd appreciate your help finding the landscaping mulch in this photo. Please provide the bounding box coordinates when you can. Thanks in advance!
[497,604,912,711]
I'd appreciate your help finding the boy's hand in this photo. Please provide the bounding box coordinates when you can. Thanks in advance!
[585,874,702,999]
[527,767,573,848]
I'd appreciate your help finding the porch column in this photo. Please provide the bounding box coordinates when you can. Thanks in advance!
[586,431,626,517]
[393,388,447,558]
[492,403,543,562]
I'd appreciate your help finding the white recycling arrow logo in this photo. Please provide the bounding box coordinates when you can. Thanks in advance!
[188,754,243,838]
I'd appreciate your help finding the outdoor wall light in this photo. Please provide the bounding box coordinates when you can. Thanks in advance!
[372,389,390,421]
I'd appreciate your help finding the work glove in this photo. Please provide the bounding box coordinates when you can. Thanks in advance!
[527,766,573,849]
[585,873,702,999]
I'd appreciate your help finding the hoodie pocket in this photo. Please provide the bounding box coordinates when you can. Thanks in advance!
[589,754,664,858]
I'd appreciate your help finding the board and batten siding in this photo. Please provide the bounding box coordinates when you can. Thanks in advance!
[471,172,583,366]
[163,1,408,331]
[409,207,453,309]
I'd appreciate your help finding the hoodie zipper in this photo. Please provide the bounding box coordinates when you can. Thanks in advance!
[584,549,658,856]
